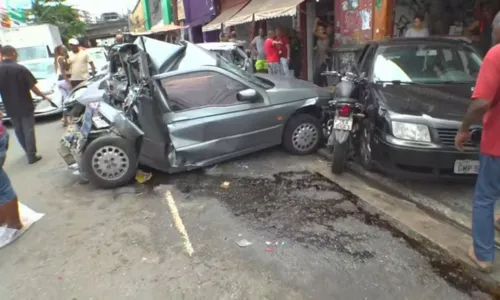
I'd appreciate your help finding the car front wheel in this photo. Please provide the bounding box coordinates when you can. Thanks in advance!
[81,134,138,189]
[282,114,322,155]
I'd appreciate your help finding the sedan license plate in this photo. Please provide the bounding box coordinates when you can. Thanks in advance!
[92,116,109,129]
[333,117,353,131]
[454,160,479,174]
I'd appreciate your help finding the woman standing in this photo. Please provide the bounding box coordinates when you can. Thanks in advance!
[313,18,331,86]
[404,14,430,38]
[54,45,72,126]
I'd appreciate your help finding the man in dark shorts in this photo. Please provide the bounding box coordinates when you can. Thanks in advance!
[0,46,50,164]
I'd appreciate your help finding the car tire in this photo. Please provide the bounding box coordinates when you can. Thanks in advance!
[283,113,322,155]
[81,134,138,189]
[359,120,374,171]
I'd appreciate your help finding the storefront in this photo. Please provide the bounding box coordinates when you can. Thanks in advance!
[224,0,304,39]
[202,0,249,40]
[334,0,373,45]
[183,0,218,43]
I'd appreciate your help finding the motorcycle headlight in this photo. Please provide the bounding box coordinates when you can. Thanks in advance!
[391,121,431,142]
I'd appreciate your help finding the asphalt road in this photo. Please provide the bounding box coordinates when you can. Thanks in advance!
[0,119,487,299]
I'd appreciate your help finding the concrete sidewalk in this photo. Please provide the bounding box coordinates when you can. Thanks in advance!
[318,148,500,248]
[308,159,500,297]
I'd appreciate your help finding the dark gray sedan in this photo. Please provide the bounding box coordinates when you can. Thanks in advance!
[60,38,332,188]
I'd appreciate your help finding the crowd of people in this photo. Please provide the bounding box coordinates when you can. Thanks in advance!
[245,27,301,78]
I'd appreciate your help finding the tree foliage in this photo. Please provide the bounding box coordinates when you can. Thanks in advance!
[30,0,87,42]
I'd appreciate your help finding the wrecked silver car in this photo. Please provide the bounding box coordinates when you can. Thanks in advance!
[59,37,332,188]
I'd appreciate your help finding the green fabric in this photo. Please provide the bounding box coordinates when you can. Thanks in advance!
[161,0,173,24]
[142,0,152,30]
[255,59,268,71]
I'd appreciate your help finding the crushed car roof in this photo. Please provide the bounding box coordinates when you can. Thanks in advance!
[133,37,183,72]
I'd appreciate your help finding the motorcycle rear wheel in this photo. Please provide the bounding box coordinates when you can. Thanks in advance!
[331,137,350,175]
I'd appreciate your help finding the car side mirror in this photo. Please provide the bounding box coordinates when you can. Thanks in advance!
[237,89,259,102]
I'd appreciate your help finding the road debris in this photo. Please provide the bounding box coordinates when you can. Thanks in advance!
[135,170,153,184]
[236,239,252,247]
[220,181,231,189]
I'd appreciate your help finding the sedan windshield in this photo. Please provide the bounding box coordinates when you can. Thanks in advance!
[373,44,482,84]
[17,46,49,62]
[20,60,55,80]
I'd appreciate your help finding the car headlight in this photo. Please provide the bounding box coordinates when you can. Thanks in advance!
[36,99,54,110]
[391,121,431,142]
[67,87,87,103]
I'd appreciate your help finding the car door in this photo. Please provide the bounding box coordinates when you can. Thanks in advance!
[157,68,279,166]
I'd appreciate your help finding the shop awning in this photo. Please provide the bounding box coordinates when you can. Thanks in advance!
[151,23,183,33]
[225,0,304,26]
[202,1,249,32]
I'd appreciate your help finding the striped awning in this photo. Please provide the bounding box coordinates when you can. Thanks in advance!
[224,0,304,27]
[202,1,249,32]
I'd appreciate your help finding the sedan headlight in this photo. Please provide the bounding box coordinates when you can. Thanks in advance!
[36,99,54,110]
[391,121,431,142]
[67,87,87,103]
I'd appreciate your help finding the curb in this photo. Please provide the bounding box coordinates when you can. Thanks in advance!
[317,147,500,249]
[308,160,500,297]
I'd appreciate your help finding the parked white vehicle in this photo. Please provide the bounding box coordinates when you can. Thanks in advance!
[0,24,62,62]
[86,47,109,72]
[197,42,254,73]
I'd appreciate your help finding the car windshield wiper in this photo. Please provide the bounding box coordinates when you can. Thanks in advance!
[376,80,420,85]
[423,80,475,85]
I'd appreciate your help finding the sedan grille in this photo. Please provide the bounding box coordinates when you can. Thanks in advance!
[436,128,476,148]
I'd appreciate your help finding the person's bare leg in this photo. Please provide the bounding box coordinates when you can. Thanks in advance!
[4,197,22,230]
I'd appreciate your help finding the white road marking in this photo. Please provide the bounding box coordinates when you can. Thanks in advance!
[164,189,194,257]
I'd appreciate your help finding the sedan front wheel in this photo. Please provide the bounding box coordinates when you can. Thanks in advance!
[283,114,322,155]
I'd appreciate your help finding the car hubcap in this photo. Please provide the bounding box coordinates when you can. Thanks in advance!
[91,146,130,181]
[292,123,318,152]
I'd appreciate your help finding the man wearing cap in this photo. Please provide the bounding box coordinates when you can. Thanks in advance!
[67,38,96,88]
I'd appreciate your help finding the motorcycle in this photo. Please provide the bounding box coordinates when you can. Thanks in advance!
[322,70,365,174]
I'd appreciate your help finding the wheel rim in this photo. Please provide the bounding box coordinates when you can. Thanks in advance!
[292,123,319,152]
[361,128,372,164]
[91,146,130,181]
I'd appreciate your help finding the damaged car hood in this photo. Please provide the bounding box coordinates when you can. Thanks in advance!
[257,74,332,103]
[374,83,473,121]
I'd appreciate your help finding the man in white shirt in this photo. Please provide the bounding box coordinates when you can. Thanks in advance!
[67,38,96,88]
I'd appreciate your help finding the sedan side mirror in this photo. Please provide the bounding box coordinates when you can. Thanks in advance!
[237,89,260,102]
